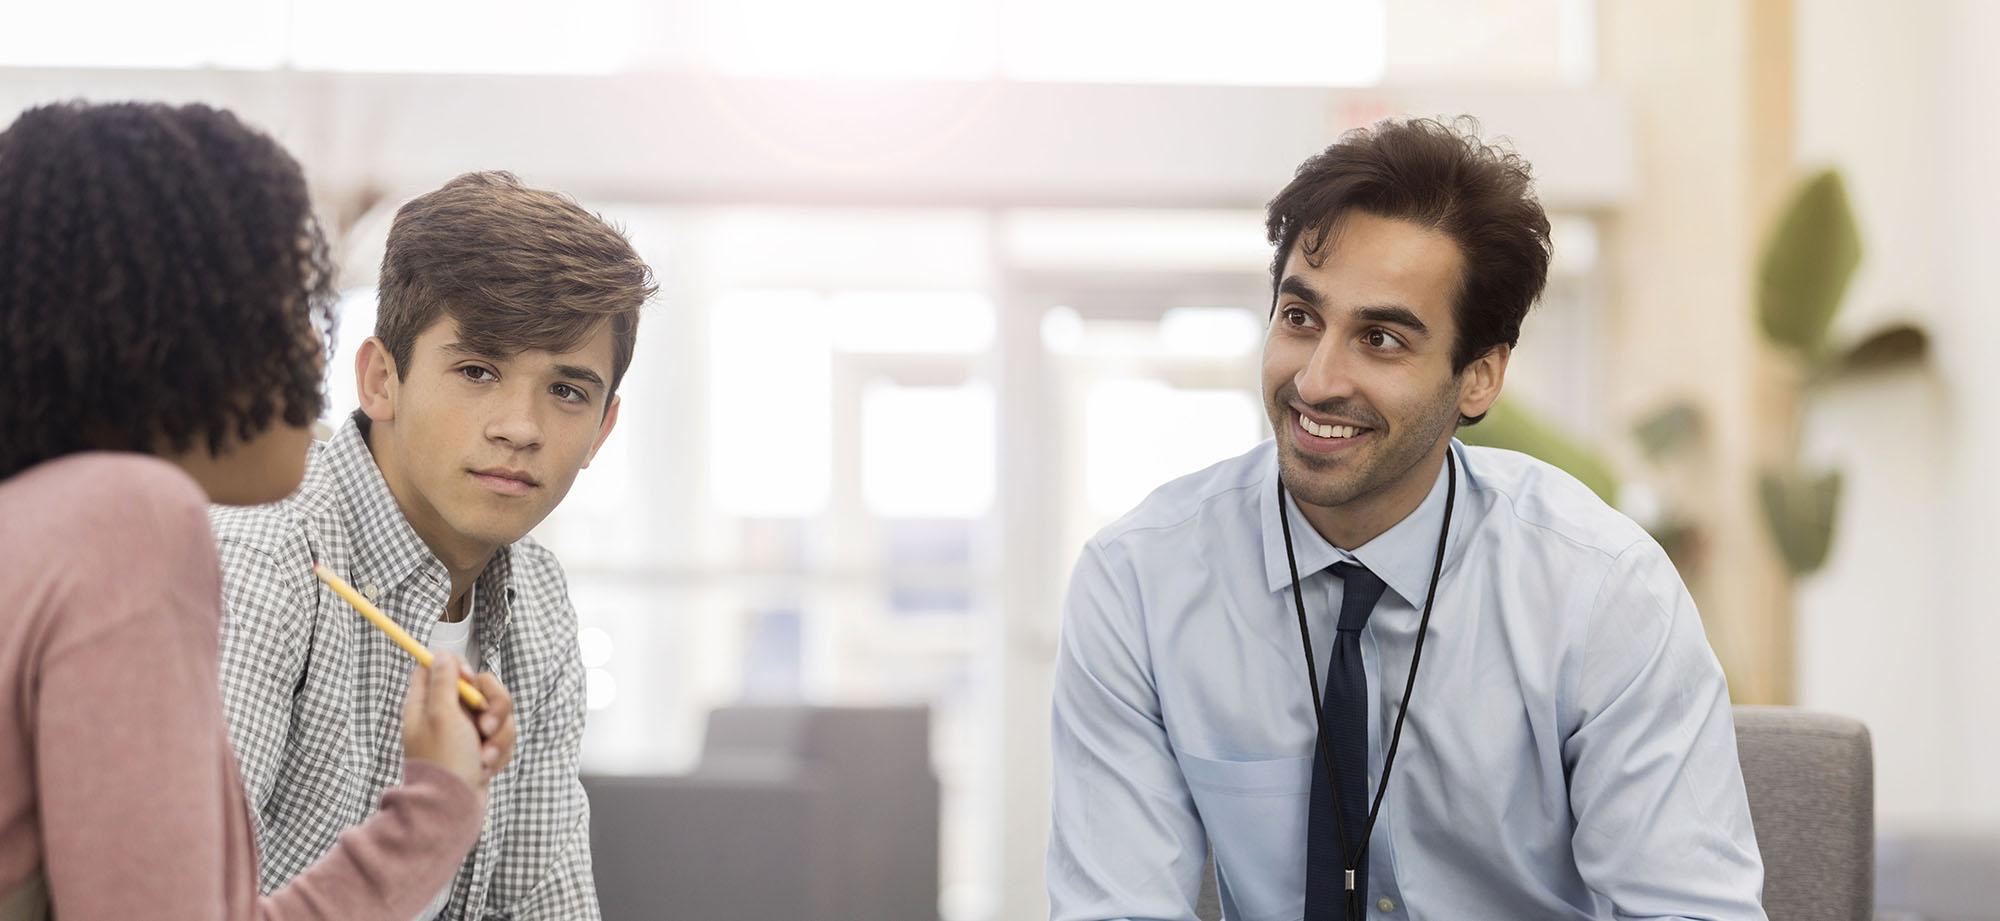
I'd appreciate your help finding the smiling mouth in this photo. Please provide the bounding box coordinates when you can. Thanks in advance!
[1298,416,1364,439]
[1289,408,1377,455]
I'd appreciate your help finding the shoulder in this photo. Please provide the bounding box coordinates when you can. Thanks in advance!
[493,535,588,717]
[0,453,219,632]
[1458,445,1686,647]
[206,445,334,642]
[508,533,565,575]
[208,438,338,561]
[3,452,212,557]
[1459,443,1650,562]
[500,535,582,646]
[505,535,572,604]
[1061,442,1271,637]
[1090,440,1271,555]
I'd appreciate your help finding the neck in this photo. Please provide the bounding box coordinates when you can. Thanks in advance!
[433,556,483,624]
[1296,440,1450,550]
[443,581,473,623]
[364,423,494,621]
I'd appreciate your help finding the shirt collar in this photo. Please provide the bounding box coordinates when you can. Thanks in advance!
[1261,439,1469,607]
[475,539,518,651]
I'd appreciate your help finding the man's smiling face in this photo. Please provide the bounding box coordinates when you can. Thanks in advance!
[1261,211,1481,536]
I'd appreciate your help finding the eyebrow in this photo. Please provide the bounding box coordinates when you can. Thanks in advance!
[1277,278,1431,340]
[1277,276,1323,309]
[445,342,609,390]
[554,364,607,391]
[443,340,506,361]
[1353,305,1431,339]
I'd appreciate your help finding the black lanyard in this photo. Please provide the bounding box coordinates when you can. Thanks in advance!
[1277,448,1456,920]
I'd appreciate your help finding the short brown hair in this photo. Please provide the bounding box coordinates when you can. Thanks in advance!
[376,171,654,396]
[1265,117,1551,423]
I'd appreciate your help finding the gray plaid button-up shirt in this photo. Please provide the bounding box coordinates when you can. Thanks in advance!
[210,414,598,920]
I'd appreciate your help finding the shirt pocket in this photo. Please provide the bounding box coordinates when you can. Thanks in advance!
[1175,750,1312,921]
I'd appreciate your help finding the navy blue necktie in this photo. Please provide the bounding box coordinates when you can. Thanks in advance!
[1304,562,1388,921]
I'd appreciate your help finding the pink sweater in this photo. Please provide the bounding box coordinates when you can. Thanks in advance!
[0,453,484,919]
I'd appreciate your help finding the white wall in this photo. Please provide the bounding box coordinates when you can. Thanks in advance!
[1937,0,2000,821]
[1792,0,2000,825]
[0,69,1633,216]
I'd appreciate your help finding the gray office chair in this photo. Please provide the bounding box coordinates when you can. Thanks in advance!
[1194,706,1875,921]
[1735,705,1874,920]
[586,705,940,921]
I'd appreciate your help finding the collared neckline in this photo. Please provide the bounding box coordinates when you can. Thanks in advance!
[1260,440,1470,608]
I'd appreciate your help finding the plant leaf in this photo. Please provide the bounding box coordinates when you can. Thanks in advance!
[1633,400,1704,462]
[1460,400,1619,503]
[1757,466,1843,575]
[1830,322,1928,377]
[1758,170,1862,359]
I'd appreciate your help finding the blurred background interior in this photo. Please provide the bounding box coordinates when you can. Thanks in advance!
[5,0,1998,918]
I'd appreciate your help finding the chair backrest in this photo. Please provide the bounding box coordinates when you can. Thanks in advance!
[1192,706,1874,921]
[1734,705,1874,921]
[586,705,939,921]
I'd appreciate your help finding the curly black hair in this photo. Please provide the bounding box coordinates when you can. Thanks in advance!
[0,100,335,480]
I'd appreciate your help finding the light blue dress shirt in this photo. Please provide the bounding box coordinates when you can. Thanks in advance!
[1048,439,1765,921]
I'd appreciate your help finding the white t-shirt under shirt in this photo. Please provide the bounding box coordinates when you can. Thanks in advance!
[413,584,480,921]
[427,584,480,682]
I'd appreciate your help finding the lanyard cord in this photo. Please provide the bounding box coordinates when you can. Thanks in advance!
[1277,447,1457,918]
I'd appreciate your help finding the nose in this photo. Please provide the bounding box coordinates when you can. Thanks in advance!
[1294,334,1358,407]
[485,385,545,450]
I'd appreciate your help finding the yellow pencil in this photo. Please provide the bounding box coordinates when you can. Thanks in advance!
[311,562,488,711]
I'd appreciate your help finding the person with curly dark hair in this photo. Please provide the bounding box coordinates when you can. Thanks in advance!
[0,101,332,491]
[0,100,520,920]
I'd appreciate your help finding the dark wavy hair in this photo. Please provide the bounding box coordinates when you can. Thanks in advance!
[1265,117,1552,425]
[0,101,335,480]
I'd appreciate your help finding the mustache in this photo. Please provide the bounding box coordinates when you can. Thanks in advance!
[1274,384,1385,429]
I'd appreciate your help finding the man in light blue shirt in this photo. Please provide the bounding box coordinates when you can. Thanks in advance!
[1048,118,1765,921]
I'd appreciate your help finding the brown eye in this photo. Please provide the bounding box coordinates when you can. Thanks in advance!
[1363,329,1405,351]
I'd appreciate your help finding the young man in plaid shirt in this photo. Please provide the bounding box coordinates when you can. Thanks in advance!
[211,171,654,921]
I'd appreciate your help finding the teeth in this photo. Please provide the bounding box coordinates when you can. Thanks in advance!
[1299,415,1362,439]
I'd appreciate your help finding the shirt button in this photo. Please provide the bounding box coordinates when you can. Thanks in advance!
[362,584,380,601]
[1377,897,1396,912]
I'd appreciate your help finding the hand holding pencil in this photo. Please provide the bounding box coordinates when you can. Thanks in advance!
[403,651,517,790]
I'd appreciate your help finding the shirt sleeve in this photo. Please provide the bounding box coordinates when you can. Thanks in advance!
[34,468,483,921]
[1047,540,1207,921]
[255,762,485,921]
[493,595,602,920]
[1562,539,1769,921]
[36,482,243,919]
[213,526,321,823]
